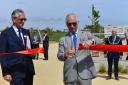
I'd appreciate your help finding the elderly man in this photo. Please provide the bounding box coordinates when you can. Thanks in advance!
[0,9,35,85]
[105,28,122,80]
[57,13,101,85]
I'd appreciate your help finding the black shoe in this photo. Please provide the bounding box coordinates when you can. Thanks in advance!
[126,56,128,60]
[43,58,48,60]
[106,76,111,80]
[115,77,119,80]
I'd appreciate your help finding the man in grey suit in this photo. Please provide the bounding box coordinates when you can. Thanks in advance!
[57,13,101,85]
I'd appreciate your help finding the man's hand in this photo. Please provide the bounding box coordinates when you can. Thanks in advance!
[83,40,93,48]
[4,74,12,82]
[64,48,74,58]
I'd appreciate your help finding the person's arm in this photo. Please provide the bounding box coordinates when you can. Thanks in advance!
[82,32,102,48]
[125,32,128,44]
[27,30,32,49]
[119,37,123,56]
[86,32,102,44]
[38,36,41,43]
[0,30,12,81]
[104,37,109,57]
[57,37,74,61]
[46,35,49,46]
[57,37,67,61]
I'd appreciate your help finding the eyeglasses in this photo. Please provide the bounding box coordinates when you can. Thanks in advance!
[19,18,27,22]
[67,22,77,26]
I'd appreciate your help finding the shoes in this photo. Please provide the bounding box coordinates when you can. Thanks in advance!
[115,77,119,80]
[43,59,48,60]
[106,76,111,80]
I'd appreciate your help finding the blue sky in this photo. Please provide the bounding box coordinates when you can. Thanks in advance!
[0,0,128,30]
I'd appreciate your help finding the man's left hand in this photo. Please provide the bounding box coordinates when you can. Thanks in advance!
[83,40,93,48]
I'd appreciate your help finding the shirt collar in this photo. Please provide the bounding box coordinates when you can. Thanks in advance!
[69,30,78,36]
[13,25,19,32]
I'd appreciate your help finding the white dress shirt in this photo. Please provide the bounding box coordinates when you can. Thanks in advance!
[13,26,31,49]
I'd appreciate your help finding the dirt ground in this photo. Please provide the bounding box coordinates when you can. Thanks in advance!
[0,42,128,85]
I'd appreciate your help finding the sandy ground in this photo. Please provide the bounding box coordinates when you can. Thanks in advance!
[0,42,128,85]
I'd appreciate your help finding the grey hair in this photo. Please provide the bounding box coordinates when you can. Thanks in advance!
[11,9,24,18]
[65,13,78,23]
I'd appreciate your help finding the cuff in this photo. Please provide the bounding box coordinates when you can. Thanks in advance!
[91,39,96,44]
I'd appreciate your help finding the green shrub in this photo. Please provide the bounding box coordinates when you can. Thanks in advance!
[98,64,106,73]
[112,64,128,74]
[112,64,124,73]
[98,63,128,74]
[118,64,124,73]
[49,32,66,42]
[121,66,128,74]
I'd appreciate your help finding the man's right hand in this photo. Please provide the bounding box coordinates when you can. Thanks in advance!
[64,48,74,58]
[4,74,12,82]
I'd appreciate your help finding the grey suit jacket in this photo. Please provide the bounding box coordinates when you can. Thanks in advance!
[57,31,101,83]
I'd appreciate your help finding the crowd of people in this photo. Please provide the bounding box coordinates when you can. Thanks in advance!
[0,9,128,85]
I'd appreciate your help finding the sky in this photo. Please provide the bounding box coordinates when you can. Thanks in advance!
[0,0,128,30]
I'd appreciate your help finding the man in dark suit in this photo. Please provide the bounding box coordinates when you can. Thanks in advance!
[105,28,122,80]
[42,31,49,60]
[0,9,35,85]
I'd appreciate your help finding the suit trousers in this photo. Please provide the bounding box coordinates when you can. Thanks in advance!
[107,57,119,77]
[10,72,33,85]
[43,45,49,60]
[64,76,92,85]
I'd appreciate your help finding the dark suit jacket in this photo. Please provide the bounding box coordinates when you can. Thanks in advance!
[0,26,35,77]
[105,35,122,58]
[43,35,49,47]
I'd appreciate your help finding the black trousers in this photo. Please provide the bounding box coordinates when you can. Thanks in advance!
[43,46,49,60]
[10,72,34,85]
[107,57,119,77]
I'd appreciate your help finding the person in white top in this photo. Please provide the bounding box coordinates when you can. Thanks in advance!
[31,31,40,59]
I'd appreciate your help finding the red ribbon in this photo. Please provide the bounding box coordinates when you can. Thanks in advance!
[15,48,44,54]
[0,48,44,56]
[78,44,128,52]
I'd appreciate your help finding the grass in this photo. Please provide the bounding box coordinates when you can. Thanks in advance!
[49,32,66,42]
[98,63,128,74]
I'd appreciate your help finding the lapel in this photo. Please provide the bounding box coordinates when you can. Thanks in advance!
[22,29,27,46]
[66,32,73,49]
[76,30,81,50]
[66,31,81,52]
[10,26,26,49]
[108,36,116,44]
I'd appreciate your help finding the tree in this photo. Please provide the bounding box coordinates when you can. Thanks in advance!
[84,4,103,33]
[44,27,54,33]
[92,4,101,33]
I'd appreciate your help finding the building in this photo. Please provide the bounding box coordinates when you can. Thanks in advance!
[104,25,128,38]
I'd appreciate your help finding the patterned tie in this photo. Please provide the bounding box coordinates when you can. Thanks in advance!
[73,32,77,53]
